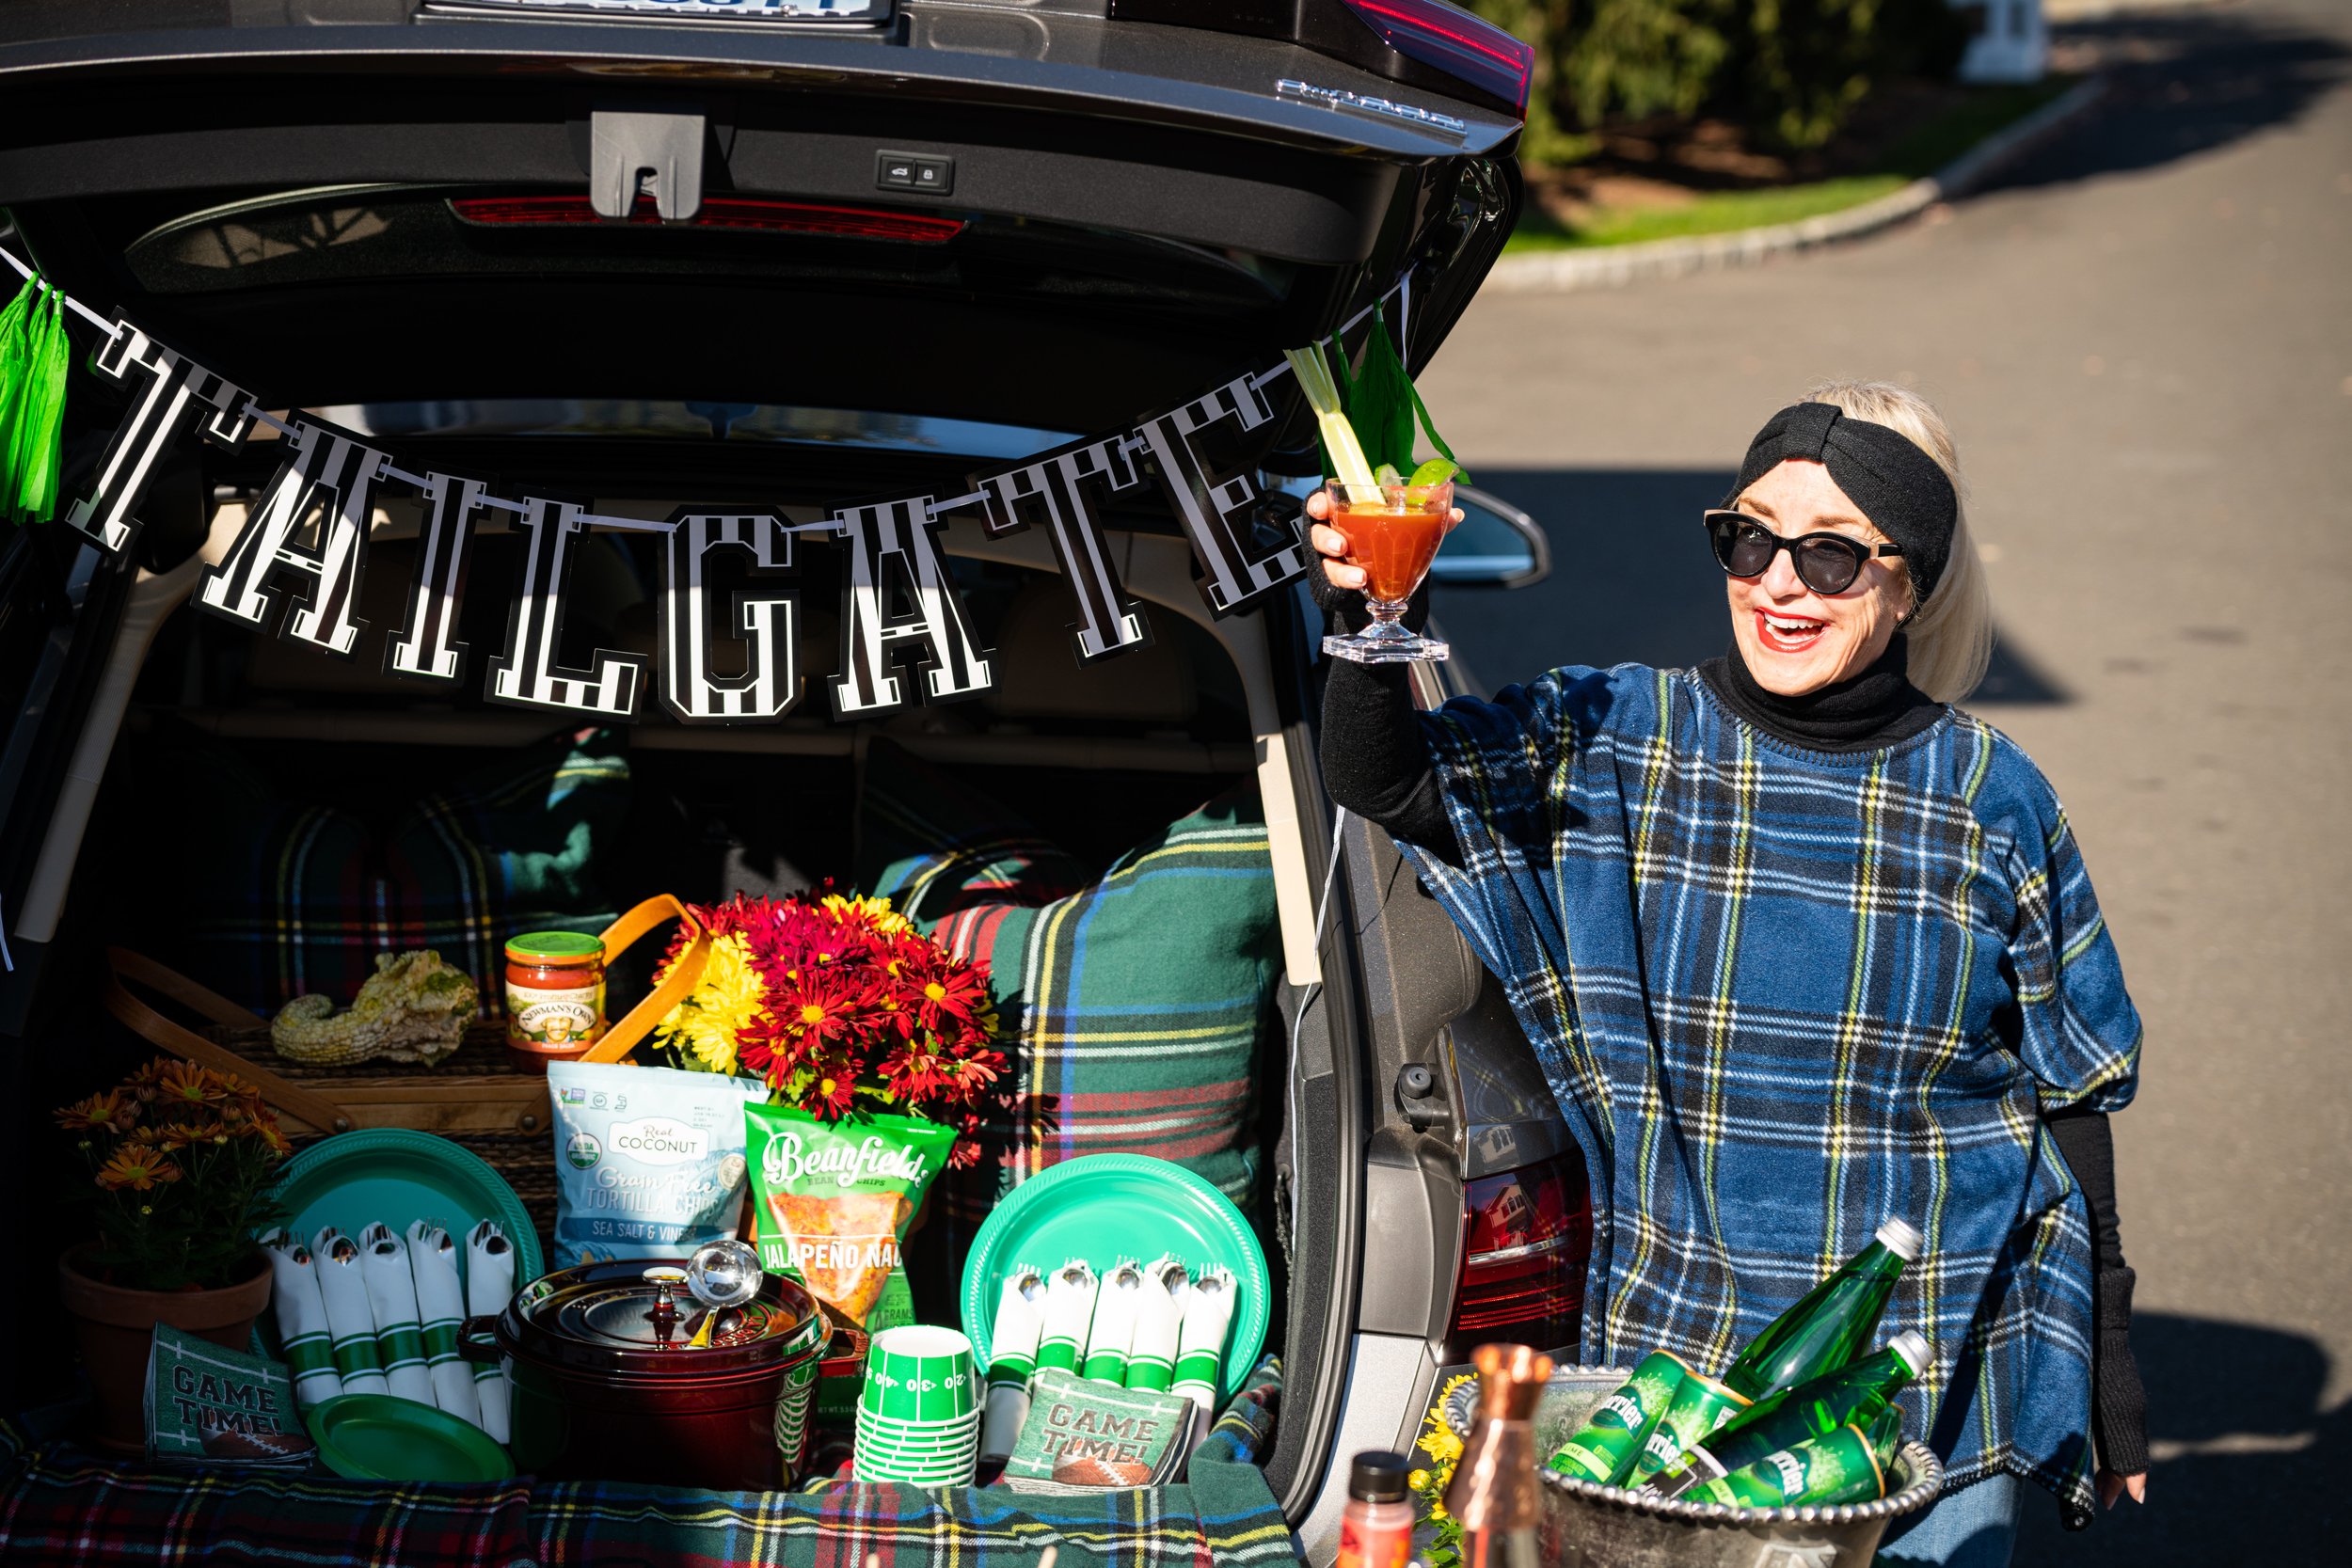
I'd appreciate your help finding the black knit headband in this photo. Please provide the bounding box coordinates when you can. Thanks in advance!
[1726,402,1959,604]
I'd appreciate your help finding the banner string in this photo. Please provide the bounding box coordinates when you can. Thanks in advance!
[0,243,114,334]
[5,237,1416,538]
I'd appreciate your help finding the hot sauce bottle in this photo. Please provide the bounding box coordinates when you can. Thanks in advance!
[1336,1450,1415,1568]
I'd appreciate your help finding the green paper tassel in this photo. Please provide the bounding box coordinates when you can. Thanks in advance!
[0,276,71,526]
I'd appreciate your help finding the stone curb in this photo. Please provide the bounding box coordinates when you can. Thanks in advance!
[1482,73,2108,294]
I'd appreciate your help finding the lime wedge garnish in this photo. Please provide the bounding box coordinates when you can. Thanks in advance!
[1374,463,1406,488]
[1408,458,1462,488]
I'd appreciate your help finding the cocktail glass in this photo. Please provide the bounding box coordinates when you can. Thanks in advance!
[1321,479,1454,663]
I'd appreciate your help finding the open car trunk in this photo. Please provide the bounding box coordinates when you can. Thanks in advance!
[0,1,1524,1525]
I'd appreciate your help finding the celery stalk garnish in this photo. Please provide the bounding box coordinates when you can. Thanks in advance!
[1284,341,1382,503]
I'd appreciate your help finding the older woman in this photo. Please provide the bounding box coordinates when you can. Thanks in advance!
[1311,385,2146,1564]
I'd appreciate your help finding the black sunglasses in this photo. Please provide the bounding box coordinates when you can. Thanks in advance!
[1704,511,1902,595]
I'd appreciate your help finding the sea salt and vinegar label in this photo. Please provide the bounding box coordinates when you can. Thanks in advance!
[548,1060,767,1265]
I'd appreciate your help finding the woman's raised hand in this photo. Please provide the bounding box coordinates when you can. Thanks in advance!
[1302,488,1365,593]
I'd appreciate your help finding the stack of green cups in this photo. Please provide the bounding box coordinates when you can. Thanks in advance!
[854,1325,981,1486]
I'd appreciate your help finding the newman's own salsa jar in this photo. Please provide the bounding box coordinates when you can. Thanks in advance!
[506,930,606,1070]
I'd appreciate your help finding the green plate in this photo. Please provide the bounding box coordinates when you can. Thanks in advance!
[265,1128,543,1283]
[960,1154,1269,1402]
[306,1393,515,1482]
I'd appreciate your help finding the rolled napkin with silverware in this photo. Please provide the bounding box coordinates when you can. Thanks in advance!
[406,1221,484,1426]
[466,1219,516,1442]
[1171,1264,1236,1449]
[982,1266,1046,1462]
[358,1222,437,1406]
[260,1230,343,1409]
[1034,1259,1098,1375]
[1081,1259,1144,1385]
[1123,1255,1188,1393]
[311,1227,391,1398]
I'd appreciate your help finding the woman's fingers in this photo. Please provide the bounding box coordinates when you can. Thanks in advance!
[1305,488,1363,588]
[2098,1472,2148,1509]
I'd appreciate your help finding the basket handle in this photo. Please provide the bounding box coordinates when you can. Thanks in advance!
[102,948,357,1134]
[579,895,709,1064]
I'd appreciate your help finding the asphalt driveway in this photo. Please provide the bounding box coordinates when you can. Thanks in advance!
[1421,2,2351,1555]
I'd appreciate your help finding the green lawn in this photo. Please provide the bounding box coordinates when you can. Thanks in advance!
[1506,78,2076,254]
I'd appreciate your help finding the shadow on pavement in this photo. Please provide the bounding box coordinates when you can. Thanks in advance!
[1432,467,2066,704]
[2008,6,2351,193]
[2014,1309,2345,1561]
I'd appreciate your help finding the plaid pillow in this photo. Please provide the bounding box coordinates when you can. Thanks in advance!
[858,740,1089,923]
[171,728,628,1016]
[856,755,1279,1259]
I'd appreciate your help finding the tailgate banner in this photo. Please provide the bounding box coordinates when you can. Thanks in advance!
[0,250,1408,724]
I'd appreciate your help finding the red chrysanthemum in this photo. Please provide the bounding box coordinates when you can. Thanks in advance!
[657,890,1000,1162]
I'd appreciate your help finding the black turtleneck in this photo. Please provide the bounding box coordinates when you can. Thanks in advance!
[1696,633,1945,753]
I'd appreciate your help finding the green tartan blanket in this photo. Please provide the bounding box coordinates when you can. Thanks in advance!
[0,1361,1294,1568]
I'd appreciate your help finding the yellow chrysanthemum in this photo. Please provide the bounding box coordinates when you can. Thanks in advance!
[819,893,914,937]
[1417,1426,1462,1465]
[653,932,766,1076]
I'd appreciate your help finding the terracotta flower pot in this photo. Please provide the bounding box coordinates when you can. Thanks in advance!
[56,1243,273,1452]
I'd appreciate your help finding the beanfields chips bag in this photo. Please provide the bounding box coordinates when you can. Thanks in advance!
[548,1060,769,1267]
[743,1102,953,1326]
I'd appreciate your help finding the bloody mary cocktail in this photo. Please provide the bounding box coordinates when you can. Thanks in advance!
[1321,478,1454,665]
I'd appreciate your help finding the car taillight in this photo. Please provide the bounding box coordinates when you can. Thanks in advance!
[1445,1151,1589,1361]
[447,196,964,244]
[1335,0,1534,117]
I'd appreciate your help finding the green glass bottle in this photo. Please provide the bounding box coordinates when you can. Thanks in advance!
[1682,1405,1903,1510]
[1620,1218,1919,1488]
[1651,1330,1931,1497]
[1546,1351,1690,1486]
[1719,1219,1921,1402]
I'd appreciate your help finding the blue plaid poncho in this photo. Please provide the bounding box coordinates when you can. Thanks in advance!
[1396,663,2140,1523]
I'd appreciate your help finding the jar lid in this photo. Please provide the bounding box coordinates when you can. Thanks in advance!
[505,930,605,963]
[501,1259,824,1382]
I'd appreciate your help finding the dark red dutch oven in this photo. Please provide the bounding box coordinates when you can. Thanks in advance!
[461,1259,825,1490]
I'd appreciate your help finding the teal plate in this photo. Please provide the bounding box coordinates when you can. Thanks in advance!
[266,1129,543,1283]
[960,1154,1269,1402]
[307,1393,515,1483]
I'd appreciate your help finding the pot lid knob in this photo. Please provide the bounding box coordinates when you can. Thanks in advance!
[643,1265,687,1344]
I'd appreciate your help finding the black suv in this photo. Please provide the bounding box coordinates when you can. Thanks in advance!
[0,3,1584,1554]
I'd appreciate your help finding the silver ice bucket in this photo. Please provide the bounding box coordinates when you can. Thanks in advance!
[1444,1366,1943,1568]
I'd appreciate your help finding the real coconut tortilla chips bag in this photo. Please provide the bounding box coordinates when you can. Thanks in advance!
[743,1102,953,1326]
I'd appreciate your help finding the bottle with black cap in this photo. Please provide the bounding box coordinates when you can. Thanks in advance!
[1336,1449,1415,1568]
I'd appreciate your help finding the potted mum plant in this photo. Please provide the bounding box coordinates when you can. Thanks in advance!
[53,1057,293,1449]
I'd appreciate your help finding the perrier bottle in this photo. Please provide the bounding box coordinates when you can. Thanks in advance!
[1650,1330,1931,1497]
[1622,1218,1920,1486]
[1683,1404,1904,1510]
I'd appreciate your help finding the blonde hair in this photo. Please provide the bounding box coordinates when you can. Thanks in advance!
[1800,380,1993,704]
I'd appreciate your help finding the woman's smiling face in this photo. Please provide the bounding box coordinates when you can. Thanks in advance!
[1725,458,1912,696]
